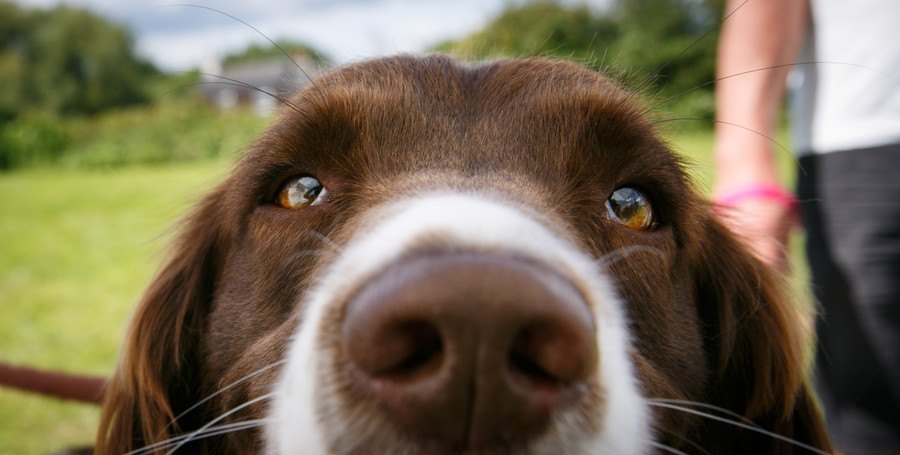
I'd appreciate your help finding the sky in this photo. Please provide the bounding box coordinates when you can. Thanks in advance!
[13,0,610,71]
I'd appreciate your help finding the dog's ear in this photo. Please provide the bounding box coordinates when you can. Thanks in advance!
[692,216,832,454]
[96,190,230,454]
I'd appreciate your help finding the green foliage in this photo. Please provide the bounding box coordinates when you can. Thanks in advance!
[436,0,724,122]
[0,113,70,169]
[434,1,618,61]
[0,1,155,120]
[0,97,269,171]
[62,99,269,169]
[0,1,317,171]
[613,0,721,113]
[223,40,331,66]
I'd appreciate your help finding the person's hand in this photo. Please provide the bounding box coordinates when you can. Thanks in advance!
[713,129,800,271]
[713,186,798,271]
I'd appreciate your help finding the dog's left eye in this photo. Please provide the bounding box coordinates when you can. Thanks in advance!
[605,187,655,230]
[276,175,326,209]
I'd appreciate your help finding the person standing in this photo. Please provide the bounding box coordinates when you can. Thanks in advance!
[713,0,900,453]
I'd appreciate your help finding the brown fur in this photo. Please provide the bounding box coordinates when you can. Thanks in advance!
[97,55,831,454]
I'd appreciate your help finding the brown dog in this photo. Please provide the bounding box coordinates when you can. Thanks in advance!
[96,55,832,454]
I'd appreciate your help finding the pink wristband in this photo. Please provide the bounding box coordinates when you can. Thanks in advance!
[714,185,800,213]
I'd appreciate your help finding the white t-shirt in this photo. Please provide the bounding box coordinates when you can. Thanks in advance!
[791,0,900,154]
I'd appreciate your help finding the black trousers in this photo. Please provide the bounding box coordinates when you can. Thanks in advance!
[797,143,900,455]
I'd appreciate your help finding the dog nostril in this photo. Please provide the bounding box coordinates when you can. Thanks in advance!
[344,308,446,379]
[509,344,556,385]
[374,320,443,379]
[510,323,589,386]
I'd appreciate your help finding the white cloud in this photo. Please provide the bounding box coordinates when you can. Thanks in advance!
[15,0,508,70]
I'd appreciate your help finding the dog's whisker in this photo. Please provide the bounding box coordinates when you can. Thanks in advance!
[158,5,321,95]
[648,398,761,428]
[164,393,275,454]
[596,245,666,269]
[157,71,305,116]
[648,440,692,455]
[646,61,883,116]
[648,402,830,455]
[161,360,286,437]
[131,422,265,455]
[637,0,752,96]
[648,420,711,455]
[130,419,268,455]
[656,117,795,163]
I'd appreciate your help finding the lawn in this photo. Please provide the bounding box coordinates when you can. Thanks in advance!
[0,126,799,453]
[0,161,230,454]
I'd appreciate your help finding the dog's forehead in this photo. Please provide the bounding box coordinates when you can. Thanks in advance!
[297,55,648,138]
[242,54,679,199]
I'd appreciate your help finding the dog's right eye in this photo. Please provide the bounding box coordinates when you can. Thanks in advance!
[605,187,655,230]
[276,175,326,209]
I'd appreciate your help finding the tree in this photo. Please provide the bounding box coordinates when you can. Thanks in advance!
[434,1,618,63]
[0,1,155,119]
[0,1,34,120]
[612,0,721,104]
[435,0,724,120]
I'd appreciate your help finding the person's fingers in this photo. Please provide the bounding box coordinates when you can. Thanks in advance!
[714,199,795,270]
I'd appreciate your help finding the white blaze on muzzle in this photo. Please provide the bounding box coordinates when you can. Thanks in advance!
[266,193,651,454]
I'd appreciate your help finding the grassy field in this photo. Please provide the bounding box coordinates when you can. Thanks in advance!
[0,127,800,454]
[0,161,231,453]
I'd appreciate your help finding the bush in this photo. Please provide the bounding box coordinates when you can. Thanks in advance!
[0,114,70,169]
[60,99,269,168]
[0,99,270,171]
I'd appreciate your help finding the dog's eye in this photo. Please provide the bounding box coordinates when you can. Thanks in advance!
[276,175,326,209]
[605,187,655,230]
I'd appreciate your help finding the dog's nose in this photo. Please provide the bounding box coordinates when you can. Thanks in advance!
[342,253,597,447]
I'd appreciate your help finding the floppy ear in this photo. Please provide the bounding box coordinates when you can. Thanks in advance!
[96,192,230,454]
[693,217,832,454]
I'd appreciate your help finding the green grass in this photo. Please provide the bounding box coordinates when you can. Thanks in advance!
[0,127,804,453]
[0,161,230,454]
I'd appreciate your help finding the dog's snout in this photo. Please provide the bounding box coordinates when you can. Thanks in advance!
[342,253,597,447]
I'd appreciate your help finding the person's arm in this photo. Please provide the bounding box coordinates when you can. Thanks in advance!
[713,0,809,268]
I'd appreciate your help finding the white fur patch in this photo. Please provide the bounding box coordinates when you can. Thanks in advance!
[266,193,651,454]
